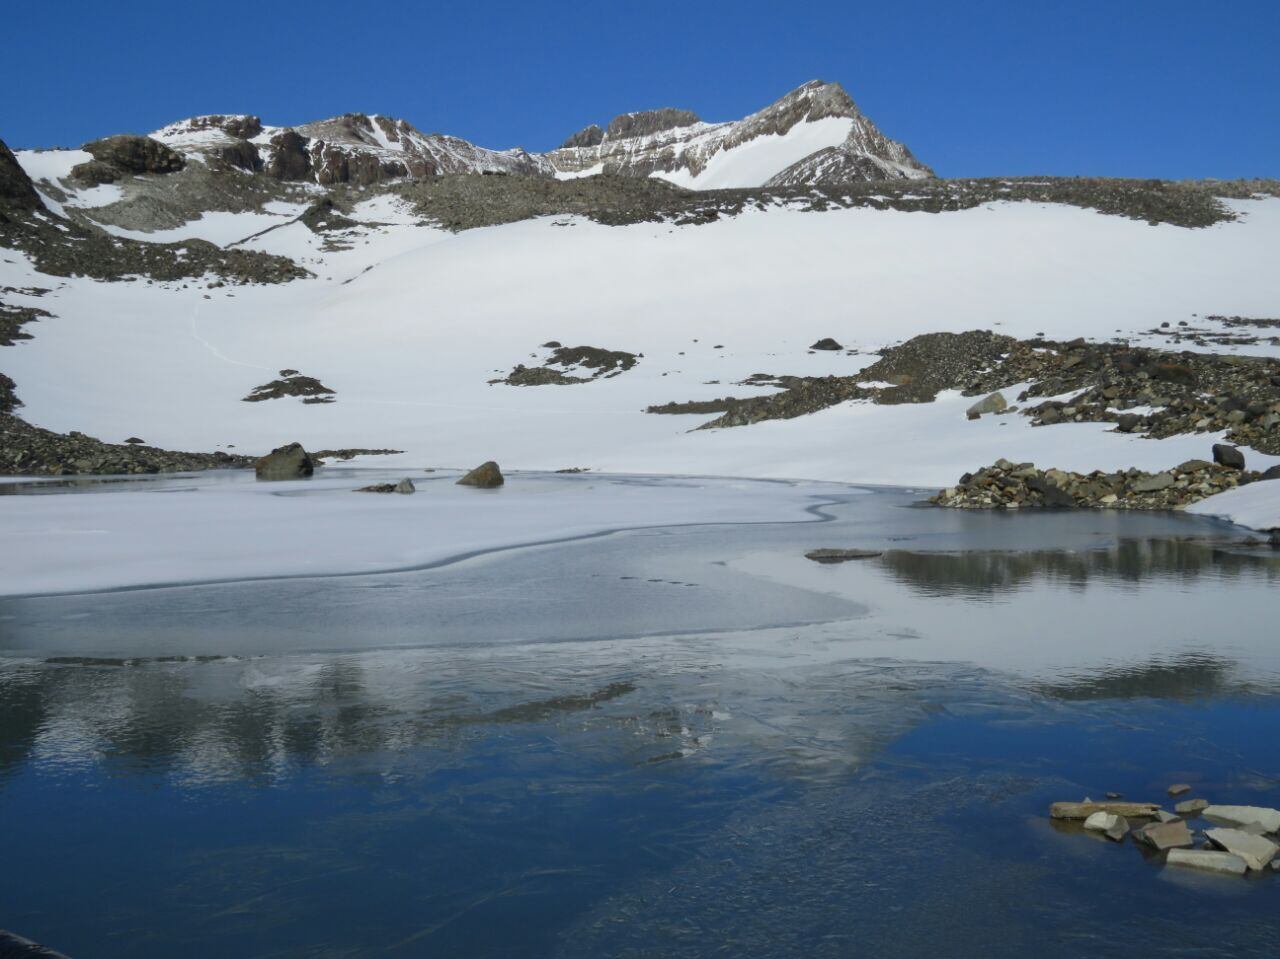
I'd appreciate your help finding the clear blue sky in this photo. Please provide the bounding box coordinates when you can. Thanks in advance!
[8,0,1279,178]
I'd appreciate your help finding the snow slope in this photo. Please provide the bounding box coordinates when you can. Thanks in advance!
[4,197,1280,491]
[1188,480,1280,531]
[656,118,854,190]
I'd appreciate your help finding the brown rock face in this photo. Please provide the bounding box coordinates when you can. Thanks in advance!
[82,135,186,175]
[457,461,504,488]
[265,131,313,181]
[606,108,700,140]
[560,124,604,149]
[0,139,42,211]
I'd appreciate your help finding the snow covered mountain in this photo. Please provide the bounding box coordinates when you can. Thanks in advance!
[134,79,928,190]
[547,80,931,188]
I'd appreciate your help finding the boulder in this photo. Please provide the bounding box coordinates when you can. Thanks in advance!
[395,477,416,494]
[457,461,504,488]
[1261,465,1280,481]
[966,392,1007,417]
[1205,827,1279,871]
[809,337,843,351]
[1202,805,1280,833]
[255,442,314,481]
[1165,848,1248,876]
[1212,444,1246,470]
[1116,412,1143,432]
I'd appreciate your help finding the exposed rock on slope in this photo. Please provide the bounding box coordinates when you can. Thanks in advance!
[0,140,42,212]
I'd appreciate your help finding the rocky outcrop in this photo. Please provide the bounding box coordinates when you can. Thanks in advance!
[264,131,313,181]
[559,124,604,149]
[0,414,252,475]
[931,457,1259,511]
[78,135,186,181]
[255,442,314,480]
[0,140,42,212]
[457,461,504,488]
[605,108,700,140]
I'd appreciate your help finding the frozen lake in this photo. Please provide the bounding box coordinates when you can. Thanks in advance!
[1,474,1278,957]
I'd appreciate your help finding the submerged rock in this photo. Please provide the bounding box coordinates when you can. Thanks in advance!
[457,461,504,488]
[354,483,397,493]
[254,442,314,481]
[1166,848,1248,876]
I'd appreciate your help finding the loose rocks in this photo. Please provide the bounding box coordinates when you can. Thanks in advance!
[933,458,1258,511]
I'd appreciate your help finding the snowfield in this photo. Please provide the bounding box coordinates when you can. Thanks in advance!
[3,193,1280,572]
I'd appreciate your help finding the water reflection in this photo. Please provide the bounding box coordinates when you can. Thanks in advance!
[1032,652,1234,701]
[879,538,1280,596]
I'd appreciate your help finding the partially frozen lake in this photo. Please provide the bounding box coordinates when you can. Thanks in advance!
[1,475,1278,957]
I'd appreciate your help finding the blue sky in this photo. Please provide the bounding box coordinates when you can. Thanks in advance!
[8,0,1278,178]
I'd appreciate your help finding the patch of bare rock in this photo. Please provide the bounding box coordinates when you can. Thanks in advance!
[492,345,638,386]
[243,371,337,404]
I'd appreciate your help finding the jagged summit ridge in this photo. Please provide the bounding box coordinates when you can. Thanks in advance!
[546,80,932,188]
[55,80,927,191]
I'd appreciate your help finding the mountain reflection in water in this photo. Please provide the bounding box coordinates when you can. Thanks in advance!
[878,537,1280,596]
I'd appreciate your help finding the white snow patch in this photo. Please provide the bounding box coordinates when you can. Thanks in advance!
[656,118,853,190]
[1188,480,1280,532]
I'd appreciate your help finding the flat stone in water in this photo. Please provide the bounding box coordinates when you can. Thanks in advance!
[1167,783,1192,797]
[805,548,884,564]
[1166,848,1249,876]
[1204,827,1280,871]
[1134,820,1193,851]
[1174,798,1209,816]
[1203,805,1280,833]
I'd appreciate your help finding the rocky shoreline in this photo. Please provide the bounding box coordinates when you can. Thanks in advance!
[931,450,1278,515]
[0,414,254,475]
